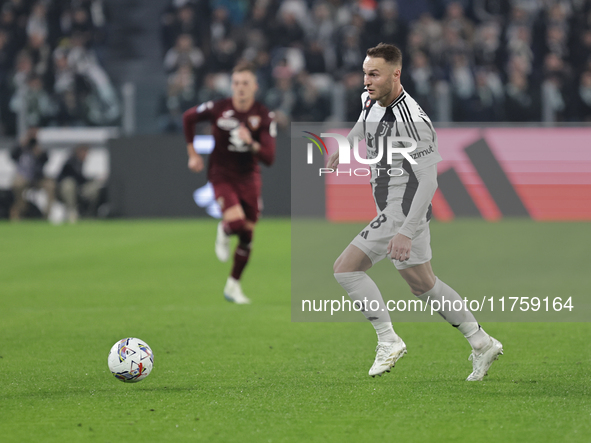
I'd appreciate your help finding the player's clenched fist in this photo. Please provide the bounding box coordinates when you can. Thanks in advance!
[187,147,204,173]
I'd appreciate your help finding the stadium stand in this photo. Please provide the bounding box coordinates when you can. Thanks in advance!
[0,0,118,136]
[157,0,591,128]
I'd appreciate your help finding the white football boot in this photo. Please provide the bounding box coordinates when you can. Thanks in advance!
[215,222,230,262]
[223,277,251,304]
[369,339,407,377]
[466,337,503,381]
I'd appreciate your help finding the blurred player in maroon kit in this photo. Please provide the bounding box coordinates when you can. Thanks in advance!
[182,62,276,304]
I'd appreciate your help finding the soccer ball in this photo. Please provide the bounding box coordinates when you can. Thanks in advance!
[107,337,154,383]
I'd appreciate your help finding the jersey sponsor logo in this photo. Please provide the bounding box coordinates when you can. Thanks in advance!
[410,145,434,160]
[222,109,235,118]
[217,117,240,131]
[248,115,261,130]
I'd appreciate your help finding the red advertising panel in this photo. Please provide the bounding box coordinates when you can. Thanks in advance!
[326,128,591,222]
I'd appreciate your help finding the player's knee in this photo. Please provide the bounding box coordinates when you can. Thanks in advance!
[334,252,371,273]
[333,256,347,273]
[333,258,358,273]
[226,218,246,234]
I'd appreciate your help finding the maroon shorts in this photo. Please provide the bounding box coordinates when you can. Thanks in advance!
[212,176,262,222]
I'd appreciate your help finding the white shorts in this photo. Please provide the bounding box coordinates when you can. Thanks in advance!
[350,210,432,270]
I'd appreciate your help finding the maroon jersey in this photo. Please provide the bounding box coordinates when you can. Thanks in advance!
[182,98,276,183]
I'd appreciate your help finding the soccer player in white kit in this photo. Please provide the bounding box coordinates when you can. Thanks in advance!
[328,43,503,380]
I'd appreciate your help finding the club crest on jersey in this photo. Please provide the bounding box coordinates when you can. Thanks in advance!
[365,98,372,108]
[217,117,239,131]
[248,116,261,130]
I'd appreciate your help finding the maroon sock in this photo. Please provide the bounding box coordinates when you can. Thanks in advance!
[231,244,251,280]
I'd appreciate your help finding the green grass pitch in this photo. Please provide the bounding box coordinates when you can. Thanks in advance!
[0,218,590,442]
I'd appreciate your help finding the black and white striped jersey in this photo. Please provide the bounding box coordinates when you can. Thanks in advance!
[346,87,442,217]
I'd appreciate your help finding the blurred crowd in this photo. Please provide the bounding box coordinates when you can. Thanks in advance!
[0,0,119,136]
[158,0,591,130]
[4,126,105,221]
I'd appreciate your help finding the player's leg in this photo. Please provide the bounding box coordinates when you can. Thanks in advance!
[227,217,254,294]
[219,178,261,304]
[333,214,406,376]
[225,177,263,301]
[218,204,253,304]
[398,262,492,349]
[211,181,251,303]
[395,226,503,380]
[213,182,243,262]
[215,204,244,262]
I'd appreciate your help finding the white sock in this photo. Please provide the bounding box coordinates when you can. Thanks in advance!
[334,271,400,343]
[463,326,491,353]
[416,277,490,352]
